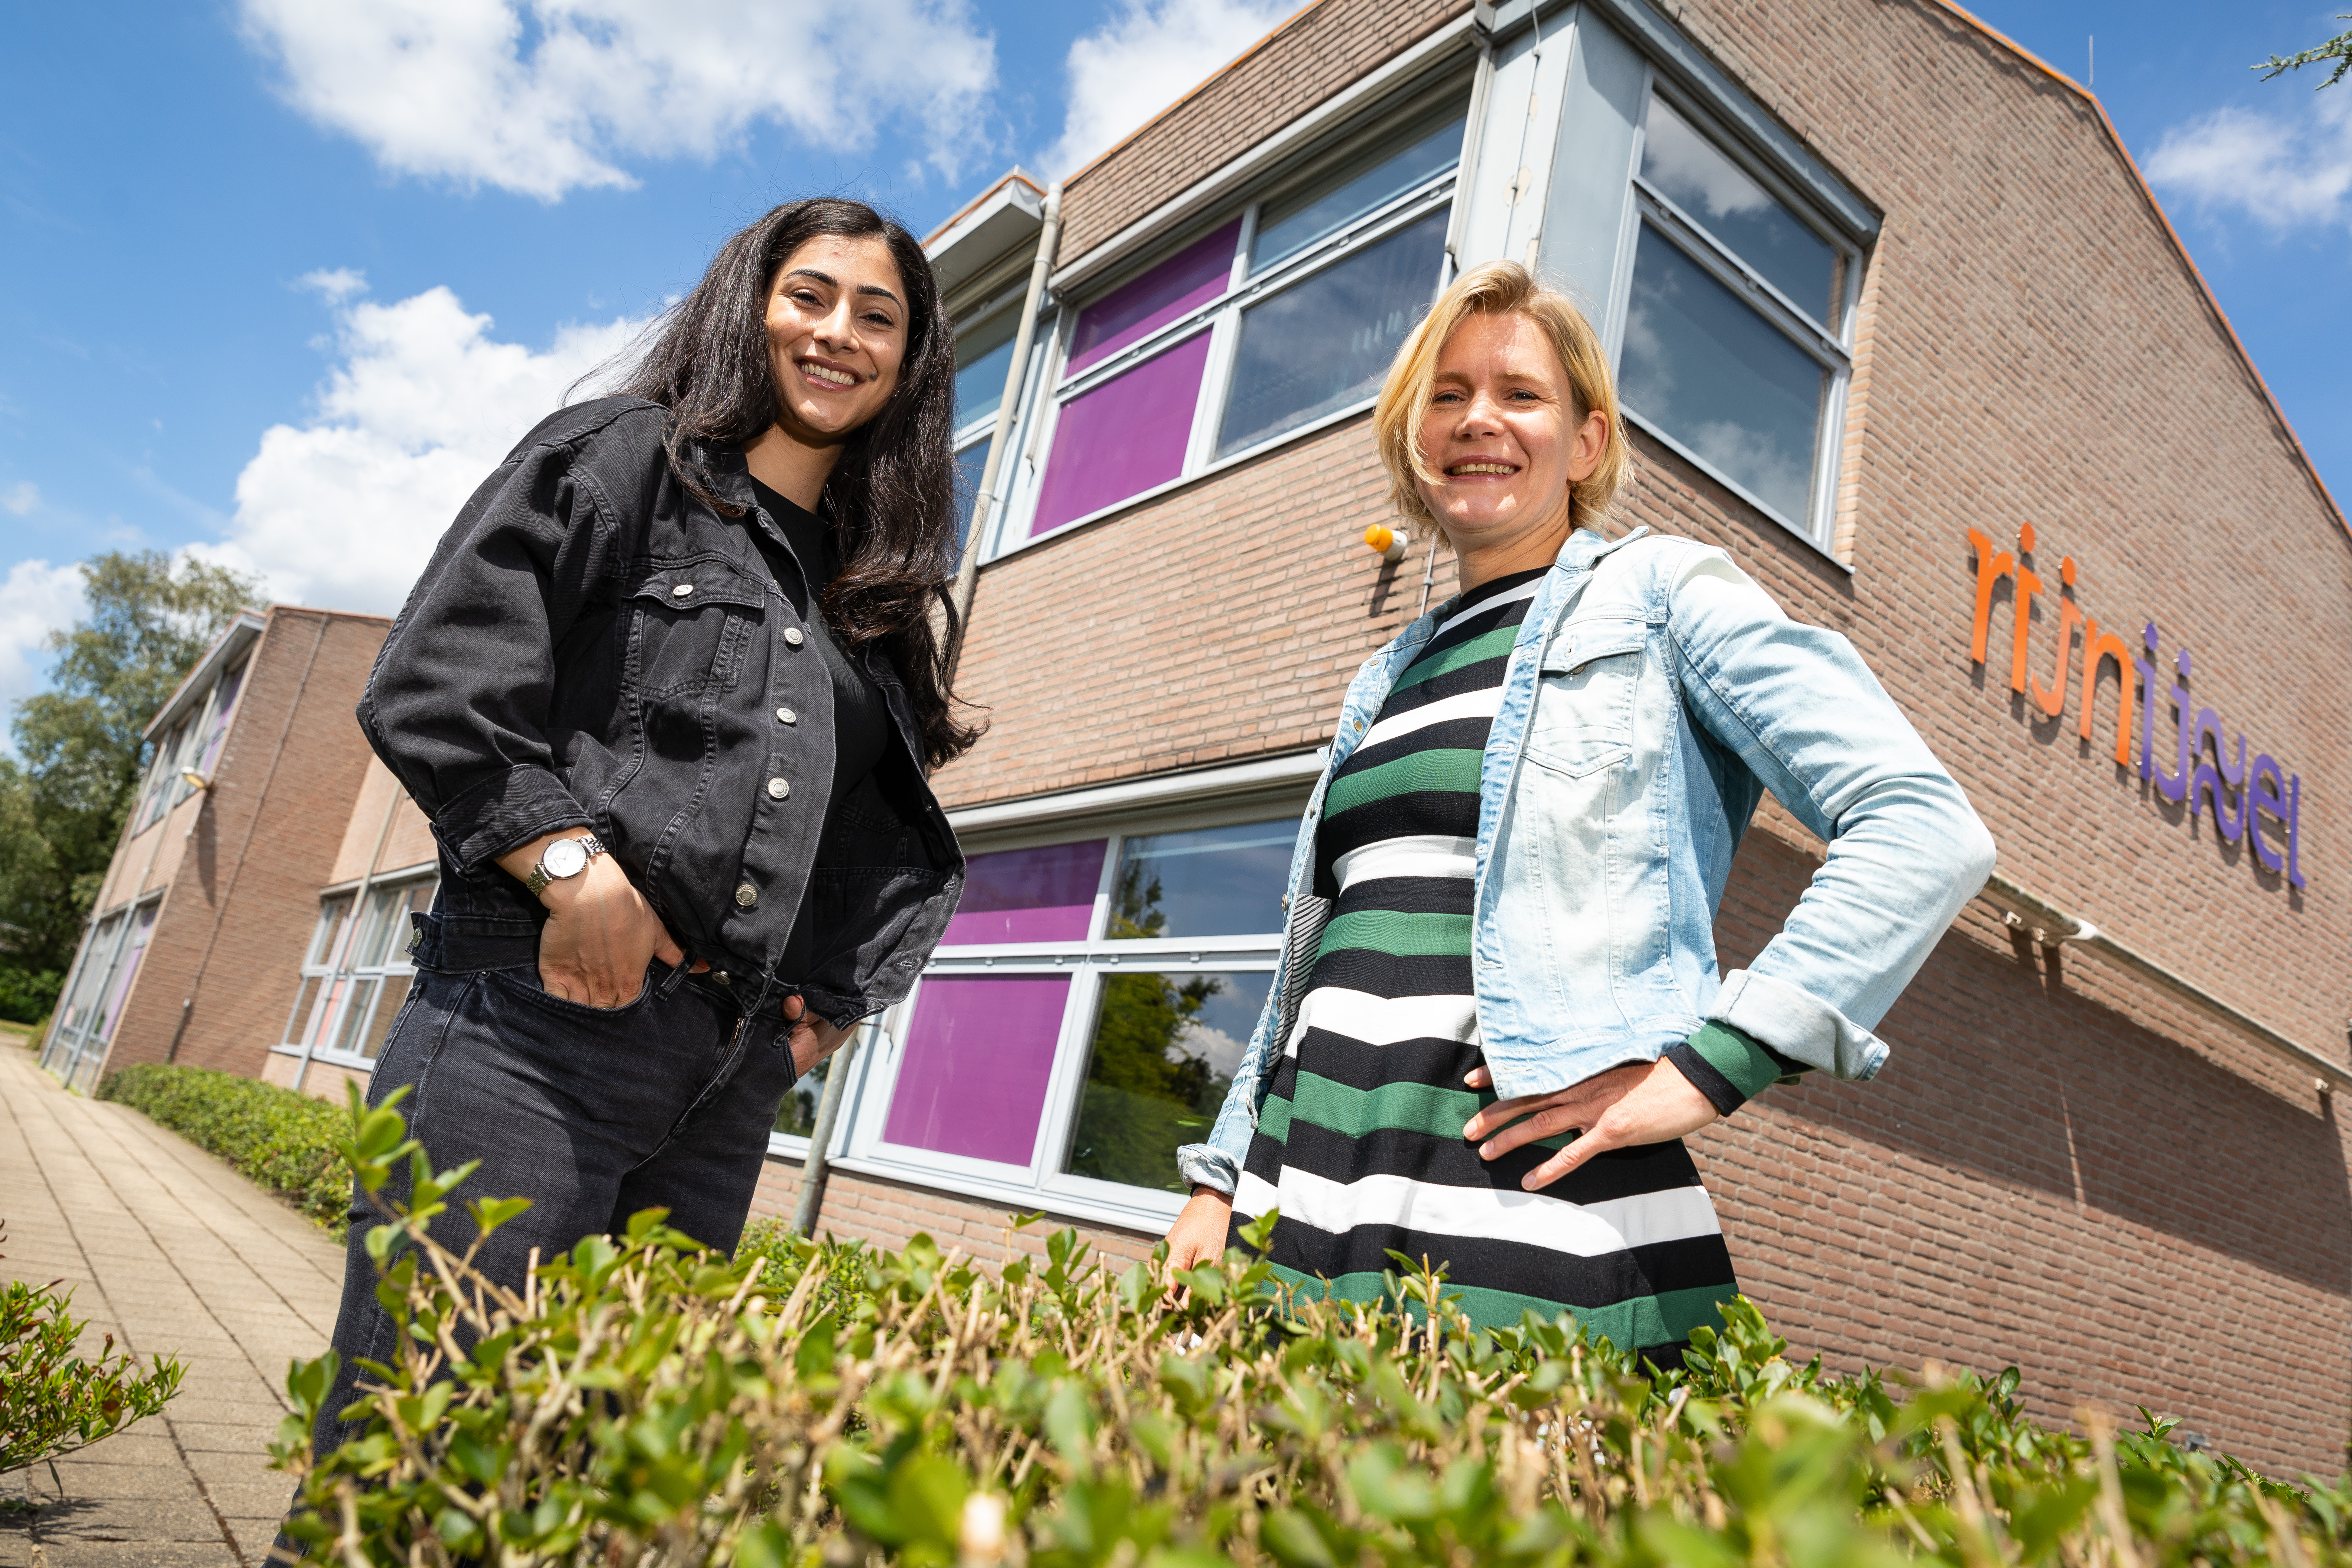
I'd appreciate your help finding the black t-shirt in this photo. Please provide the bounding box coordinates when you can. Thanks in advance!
[746,477,890,818]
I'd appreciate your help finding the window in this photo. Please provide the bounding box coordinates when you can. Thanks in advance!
[136,719,190,831]
[1618,95,1855,533]
[192,660,246,777]
[1509,8,1870,552]
[286,875,435,1065]
[40,899,159,1092]
[1013,99,1467,543]
[840,810,1298,1219]
[132,660,248,831]
[951,306,1024,551]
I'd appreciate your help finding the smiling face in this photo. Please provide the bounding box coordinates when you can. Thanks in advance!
[764,233,908,447]
[1414,311,1609,582]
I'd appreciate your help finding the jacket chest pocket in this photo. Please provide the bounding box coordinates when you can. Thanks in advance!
[1522,617,1649,778]
[625,564,767,699]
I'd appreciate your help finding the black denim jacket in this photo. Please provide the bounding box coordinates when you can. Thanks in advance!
[358,396,964,1028]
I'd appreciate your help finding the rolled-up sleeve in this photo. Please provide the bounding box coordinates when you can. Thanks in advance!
[1668,555,1996,1078]
[357,442,610,872]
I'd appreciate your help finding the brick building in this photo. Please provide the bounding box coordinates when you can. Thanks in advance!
[39,606,389,1093]
[46,0,2352,1474]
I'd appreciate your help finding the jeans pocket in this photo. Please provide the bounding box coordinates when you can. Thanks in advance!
[486,960,666,1022]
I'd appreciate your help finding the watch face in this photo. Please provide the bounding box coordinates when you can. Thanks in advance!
[544,837,589,879]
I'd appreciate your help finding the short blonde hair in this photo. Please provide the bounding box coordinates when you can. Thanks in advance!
[1372,261,1629,534]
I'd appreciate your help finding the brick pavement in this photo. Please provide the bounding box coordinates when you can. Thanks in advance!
[0,1036,343,1567]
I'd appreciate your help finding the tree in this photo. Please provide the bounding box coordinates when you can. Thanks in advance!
[0,552,259,1018]
[2258,13,2351,88]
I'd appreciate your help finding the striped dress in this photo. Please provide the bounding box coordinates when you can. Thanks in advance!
[1229,567,1741,1355]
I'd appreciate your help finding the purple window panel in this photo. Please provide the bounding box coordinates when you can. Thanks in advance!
[1066,220,1241,374]
[1031,332,1213,535]
[883,975,1070,1165]
[943,839,1107,944]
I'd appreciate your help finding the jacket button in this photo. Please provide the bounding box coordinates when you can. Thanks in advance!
[671,582,695,598]
[735,883,758,908]
[775,707,797,725]
[766,777,790,800]
[783,627,805,647]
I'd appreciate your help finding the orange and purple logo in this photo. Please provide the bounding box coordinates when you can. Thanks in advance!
[1966,525,2303,889]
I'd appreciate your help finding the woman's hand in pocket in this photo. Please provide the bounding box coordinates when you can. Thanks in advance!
[500,834,686,1007]
[1462,1058,1719,1191]
[783,996,848,1077]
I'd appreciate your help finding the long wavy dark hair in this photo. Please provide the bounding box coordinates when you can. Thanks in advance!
[616,198,980,769]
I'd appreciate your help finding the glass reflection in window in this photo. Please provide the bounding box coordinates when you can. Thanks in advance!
[1217,208,1447,459]
[1639,98,1838,324]
[1252,111,1463,274]
[1620,225,1826,524]
[1064,970,1272,1192]
[953,309,1020,431]
[1107,819,1295,941]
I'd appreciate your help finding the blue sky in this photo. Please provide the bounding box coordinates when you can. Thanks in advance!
[0,0,2346,714]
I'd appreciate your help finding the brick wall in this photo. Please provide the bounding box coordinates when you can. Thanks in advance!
[914,0,2352,1477]
[752,1161,1159,1273]
[101,608,389,1081]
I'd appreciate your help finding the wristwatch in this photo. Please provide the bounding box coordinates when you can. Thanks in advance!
[526,833,606,897]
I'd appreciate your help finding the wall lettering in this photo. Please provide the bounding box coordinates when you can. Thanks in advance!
[1965,525,2304,889]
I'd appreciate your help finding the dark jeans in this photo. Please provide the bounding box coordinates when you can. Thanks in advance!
[310,917,799,1459]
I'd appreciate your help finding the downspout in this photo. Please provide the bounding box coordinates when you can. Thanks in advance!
[788,1020,877,1237]
[948,181,1063,645]
[289,778,406,1093]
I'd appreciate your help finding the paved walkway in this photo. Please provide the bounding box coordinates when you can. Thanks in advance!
[0,1038,345,1567]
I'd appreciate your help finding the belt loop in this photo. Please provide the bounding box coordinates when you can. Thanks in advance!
[656,954,695,1000]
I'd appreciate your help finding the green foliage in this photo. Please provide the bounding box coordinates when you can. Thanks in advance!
[0,1224,183,1475]
[2259,12,2352,88]
[0,551,259,978]
[0,967,61,1026]
[273,1092,2352,1567]
[99,1063,348,1235]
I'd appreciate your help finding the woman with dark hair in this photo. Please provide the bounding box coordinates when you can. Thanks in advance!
[312,197,976,1452]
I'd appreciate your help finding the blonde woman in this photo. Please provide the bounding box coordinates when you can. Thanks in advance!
[1166,263,1992,1364]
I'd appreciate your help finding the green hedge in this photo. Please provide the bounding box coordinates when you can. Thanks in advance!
[266,1090,2352,1567]
[98,1063,349,1236]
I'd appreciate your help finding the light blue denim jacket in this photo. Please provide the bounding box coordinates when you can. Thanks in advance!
[1176,528,1996,1195]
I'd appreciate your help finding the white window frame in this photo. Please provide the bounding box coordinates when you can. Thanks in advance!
[273,869,436,1072]
[1610,79,1862,549]
[981,84,1475,564]
[815,794,1304,1232]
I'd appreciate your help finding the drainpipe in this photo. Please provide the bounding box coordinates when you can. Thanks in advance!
[789,1020,876,1237]
[948,182,1063,645]
[290,779,406,1093]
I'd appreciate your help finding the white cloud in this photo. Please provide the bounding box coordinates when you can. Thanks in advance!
[1043,0,1301,178]
[298,266,369,303]
[204,285,648,612]
[0,482,36,516]
[0,561,86,717]
[237,0,999,201]
[2146,88,2352,232]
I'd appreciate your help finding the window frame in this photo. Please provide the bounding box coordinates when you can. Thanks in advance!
[1609,75,1865,551]
[816,795,1304,1231]
[983,82,1473,561]
[280,869,437,1072]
